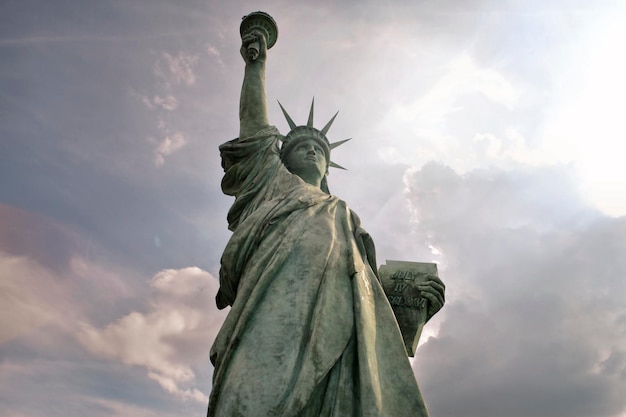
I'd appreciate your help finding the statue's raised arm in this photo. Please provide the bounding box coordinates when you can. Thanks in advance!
[239,30,269,138]
[238,11,279,138]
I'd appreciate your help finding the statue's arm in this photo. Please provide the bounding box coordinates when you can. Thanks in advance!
[239,30,270,139]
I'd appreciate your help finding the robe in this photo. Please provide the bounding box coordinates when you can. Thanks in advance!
[208,126,429,417]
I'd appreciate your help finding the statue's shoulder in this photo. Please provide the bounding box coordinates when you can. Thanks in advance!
[219,126,283,170]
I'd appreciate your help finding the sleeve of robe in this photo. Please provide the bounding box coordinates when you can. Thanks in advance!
[216,126,303,309]
[219,125,285,232]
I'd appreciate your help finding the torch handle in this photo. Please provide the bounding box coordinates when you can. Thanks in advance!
[247,40,260,61]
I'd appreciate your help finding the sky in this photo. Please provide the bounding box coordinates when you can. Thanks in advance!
[1,1,626,416]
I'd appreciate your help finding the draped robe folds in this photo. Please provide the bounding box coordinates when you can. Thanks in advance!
[208,126,429,417]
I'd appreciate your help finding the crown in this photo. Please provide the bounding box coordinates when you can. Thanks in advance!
[278,98,351,170]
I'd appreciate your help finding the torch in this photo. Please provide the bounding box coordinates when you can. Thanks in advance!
[240,11,278,61]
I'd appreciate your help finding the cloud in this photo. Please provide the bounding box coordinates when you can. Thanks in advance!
[81,397,185,417]
[0,206,195,415]
[154,51,199,88]
[0,357,200,417]
[153,132,187,167]
[152,95,179,111]
[206,43,223,65]
[407,162,626,417]
[135,50,199,167]
[78,267,226,404]
[376,52,533,172]
[0,205,135,345]
[0,252,67,344]
[136,94,180,111]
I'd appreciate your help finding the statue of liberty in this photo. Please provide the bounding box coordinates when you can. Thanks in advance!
[208,12,445,417]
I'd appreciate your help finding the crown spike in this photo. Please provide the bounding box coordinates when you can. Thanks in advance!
[278,100,297,130]
[329,161,347,170]
[321,111,339,135]
[307,97,315,127]
[330,138,351,150]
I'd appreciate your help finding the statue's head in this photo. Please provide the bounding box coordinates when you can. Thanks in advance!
[278,99,350,193]
[281,127,330,169]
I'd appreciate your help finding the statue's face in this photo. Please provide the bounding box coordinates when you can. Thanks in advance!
[283,138,328,183]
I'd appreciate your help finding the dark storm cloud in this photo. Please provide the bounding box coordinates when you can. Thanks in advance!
[409,163,626,417]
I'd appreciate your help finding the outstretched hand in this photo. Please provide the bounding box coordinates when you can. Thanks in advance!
[240,29,268,64]
[417,276,445,322]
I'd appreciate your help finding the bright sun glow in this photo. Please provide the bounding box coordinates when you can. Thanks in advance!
[545,13,626,216]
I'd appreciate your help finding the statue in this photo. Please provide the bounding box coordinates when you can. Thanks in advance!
[207,12,445,417]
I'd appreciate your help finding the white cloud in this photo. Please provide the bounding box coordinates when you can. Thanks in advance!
[152,95,179,111]
[154,132,187,167]
[132,91,180,112]
[137,51,195,167]
[422,52,519,111]
[154,51,199,88]
[147,371,208,403]
[374,51,542,173]
[468,128,549,169]
[206,43,223,65]
[0,252,66,344]
[78,267,226,404]
[0,248,133,346]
